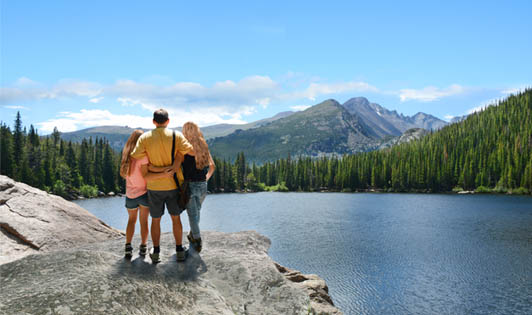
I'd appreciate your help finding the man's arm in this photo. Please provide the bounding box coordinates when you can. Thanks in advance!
[176,133,194,156]
[148,165,173,173]
[141,164,175,181]
[130,134,147,159]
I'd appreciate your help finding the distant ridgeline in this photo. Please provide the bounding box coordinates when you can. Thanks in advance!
[1,90,531,197]
[207,90,532,194]
[0,116,123,199]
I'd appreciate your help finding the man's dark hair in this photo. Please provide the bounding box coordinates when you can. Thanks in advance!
[153,109,169,124]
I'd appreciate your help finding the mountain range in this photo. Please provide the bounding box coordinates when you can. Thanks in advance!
[60,97,447,161]
[208,97,446,161]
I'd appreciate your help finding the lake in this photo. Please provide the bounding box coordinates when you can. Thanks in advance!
[74,193,532,315]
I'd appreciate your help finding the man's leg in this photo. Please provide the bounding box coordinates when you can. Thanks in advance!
[147,190,165,263]
[166,189,186,261]
[170,214,183,246]
[151,217,161,247]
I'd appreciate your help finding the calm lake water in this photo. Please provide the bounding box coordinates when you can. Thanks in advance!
[74,193,532,315]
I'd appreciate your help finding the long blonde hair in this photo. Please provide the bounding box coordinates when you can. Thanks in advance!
[182,122,210,169]
[120,129,144,178]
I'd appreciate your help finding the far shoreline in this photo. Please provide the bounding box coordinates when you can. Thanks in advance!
[71,189,532,202]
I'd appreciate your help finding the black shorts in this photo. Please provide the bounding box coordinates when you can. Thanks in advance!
[147,189,183,218]
[125,192,149,209]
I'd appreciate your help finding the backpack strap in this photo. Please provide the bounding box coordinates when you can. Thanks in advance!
[172,131,183,192]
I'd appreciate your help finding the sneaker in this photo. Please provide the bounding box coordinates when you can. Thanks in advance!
[125,243,133,259]
[149,248,161,264]
[187,233,202,253]
[139,244,147,256]
[176,247,187,262]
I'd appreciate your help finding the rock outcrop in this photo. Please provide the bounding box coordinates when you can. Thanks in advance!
[0,175,123,265]
[0,176,342,314]
[1,231,341,314]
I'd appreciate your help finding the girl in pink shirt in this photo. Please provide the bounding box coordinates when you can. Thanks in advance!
[120,130,174,259]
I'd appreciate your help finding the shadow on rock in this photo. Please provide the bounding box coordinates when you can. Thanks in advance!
[112,249,208,282]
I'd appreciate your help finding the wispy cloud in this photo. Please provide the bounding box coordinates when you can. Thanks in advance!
[501,85,530,95]
[290,105,311,111]
[465,97,504,115]
[89,97,104,103]
[284,81,378,101]
[37,106,254,133]
[444,114,455,121]
[398,84,465,102]
[3,105,29,110]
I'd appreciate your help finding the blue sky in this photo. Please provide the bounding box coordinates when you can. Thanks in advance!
[1,0,531,133]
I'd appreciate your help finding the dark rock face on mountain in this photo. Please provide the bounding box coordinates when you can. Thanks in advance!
[342,97,403,137]
[342,97,447,137]
[378,128,430,149]
[209,99,378,162]
[0,175,123,265]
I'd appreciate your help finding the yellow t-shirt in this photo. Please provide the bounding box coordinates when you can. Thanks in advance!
[130,127,193,191]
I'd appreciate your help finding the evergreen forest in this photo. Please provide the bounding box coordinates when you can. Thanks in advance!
[1,90,531,198]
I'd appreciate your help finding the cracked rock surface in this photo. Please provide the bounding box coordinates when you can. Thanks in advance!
[0,176,342,314]
[1,231,342,314]
[0,175,123,265]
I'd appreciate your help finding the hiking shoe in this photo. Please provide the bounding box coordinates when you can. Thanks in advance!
[149,248,161,264]
[139,244,147,256]
[125,243,133,259]
[187,233,203,253]
[176,247,187,262]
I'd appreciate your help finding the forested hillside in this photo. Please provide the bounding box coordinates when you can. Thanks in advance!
[2,90,530,197]
[209,90,532,194]
[1,113,123,199]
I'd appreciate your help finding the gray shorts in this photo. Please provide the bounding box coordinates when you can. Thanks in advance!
[125,192,149,209]
[147,189,183,218]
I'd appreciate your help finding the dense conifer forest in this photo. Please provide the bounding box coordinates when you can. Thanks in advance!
[1,90,531,197]
[1,112,123,199]
[210,90,532,194]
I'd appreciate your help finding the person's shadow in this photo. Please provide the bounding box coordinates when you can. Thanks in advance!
[112,248,208,282]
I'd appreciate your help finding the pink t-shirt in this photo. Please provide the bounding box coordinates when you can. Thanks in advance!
[126,156,149,199]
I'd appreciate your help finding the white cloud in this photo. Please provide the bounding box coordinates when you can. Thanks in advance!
[444,114,455,121]
[0,78,102,104]
[290,105,311,111]
[501,85,530,95]
[466,105,486,115]
[37,106,253,134]
[284,81,378,101]
[3,105,29,110]
[89,97,104,103]
[37,110,153,133]
[399,84,465,102]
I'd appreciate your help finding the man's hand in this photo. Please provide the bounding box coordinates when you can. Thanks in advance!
[163,168,176,177]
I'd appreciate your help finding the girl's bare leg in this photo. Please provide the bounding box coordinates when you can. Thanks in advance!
[138,205,150,245]
[126,208,139,244]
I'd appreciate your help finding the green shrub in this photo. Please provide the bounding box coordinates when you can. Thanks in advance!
[474,186,491,193]
[265,182,289,192]
[493,185,508,193]
[254,182,266,192]
[80,185,98,198]
[452,186,464,192]
[53,180,68,198]
[509,187,530,195]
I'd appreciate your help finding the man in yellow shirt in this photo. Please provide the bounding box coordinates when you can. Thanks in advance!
[131,109,193,263]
